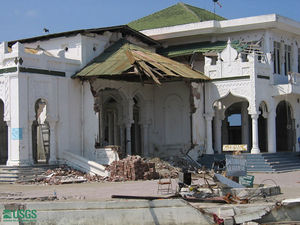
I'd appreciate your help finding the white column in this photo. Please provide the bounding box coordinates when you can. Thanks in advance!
[205,114,214,154]
[98,107,104,145]
[213,117,222,154]
[27,120,34,165]
[250,114,260,154]
[119,125,124,151]
[113,111,117,145]
[142,124,149,156]
[5,121,11,166]
[222,118,229,145]
[48,121,57,164]
[241,102,249,149]
[268,109,277,153]
[125,123,132,155]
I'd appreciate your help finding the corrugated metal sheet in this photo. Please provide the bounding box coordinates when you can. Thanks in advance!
[74,39,209,84]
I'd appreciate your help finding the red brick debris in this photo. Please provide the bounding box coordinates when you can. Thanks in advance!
[107,155,159,182]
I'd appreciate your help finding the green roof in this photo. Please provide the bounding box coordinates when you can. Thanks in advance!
[128,2,226,31]
[158,41,248,58]
[74,39,209,84]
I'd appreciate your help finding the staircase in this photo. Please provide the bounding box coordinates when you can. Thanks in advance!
[0,164,58,183]
[198,152,300,172]
[247,152,300,172]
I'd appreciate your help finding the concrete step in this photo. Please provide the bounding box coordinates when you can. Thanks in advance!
[199,153,300,172]
[0,164,59,183]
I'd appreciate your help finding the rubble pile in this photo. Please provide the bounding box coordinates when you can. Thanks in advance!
[107,155,159,181]
[33,165,105,185]
[146,157,180,178]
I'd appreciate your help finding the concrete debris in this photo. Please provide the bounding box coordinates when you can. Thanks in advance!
[146,157,180,178]
[234,206,272,224]
[19,165,106,185]
[107,155,159,181]
[214,173,245,188]
[0,195,57,201]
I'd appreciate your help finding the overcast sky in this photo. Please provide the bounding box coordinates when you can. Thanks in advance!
[1,0,300,42]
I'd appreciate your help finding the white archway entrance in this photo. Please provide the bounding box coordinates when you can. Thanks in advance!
[276,101,295,152]
[32,98,50,164]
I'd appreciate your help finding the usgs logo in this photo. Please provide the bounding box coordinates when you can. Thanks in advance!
[3,209,37,222]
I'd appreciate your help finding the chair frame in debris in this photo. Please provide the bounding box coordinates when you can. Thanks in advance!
[157,175,173,194]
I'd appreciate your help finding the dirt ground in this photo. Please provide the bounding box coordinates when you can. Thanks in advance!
[0,171,299,202]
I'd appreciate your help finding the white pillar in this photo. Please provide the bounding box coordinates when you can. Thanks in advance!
[250,114,260,154]
[113,111,117,145]
[213,117,222,154]
[5,121,11,166]
[268,109,277,153]
[99,109,104,145]
[222,118,229,145]
[119,125,124,151]
[241,102,249,148]
[27,120,34,165]
[125,123,132,155]
[142,124,149,156]
[48,121,57,164]
[205,114,214,154]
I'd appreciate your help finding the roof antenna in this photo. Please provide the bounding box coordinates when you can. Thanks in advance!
[212,0,222,20]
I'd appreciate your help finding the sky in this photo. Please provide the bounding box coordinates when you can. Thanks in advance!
[1,0,300,42]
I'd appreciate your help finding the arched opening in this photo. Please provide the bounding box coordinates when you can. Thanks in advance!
[131,97,142,155]
[276,101,295,152]
[213,93,251,152]
[225,103,243,144]
[32,99,50,164]
[103,97,120,146]
[258,102,268,152]
[0,100,8,165]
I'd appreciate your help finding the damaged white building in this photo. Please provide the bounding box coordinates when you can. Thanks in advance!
[0,3,300,170]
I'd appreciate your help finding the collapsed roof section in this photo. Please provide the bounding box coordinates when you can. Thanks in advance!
[73,39,209,84]
[128,2,226,31]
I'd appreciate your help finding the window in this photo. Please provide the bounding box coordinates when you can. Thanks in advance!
[298,48,300,73]
[273,41,281,74]
[284,45,291,75]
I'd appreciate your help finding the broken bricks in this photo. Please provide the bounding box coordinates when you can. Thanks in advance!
[107,155,159,181]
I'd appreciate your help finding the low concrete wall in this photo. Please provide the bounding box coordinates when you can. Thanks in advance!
[0,199,213,225]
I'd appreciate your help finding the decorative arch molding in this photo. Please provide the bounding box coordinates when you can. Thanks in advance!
[207,80,252,113]
[276,100,295,119]
[210,91,250,118]
[89,79,130,101]
[132,93,146,124]
[259,101,269,118]
[28,78,58,122]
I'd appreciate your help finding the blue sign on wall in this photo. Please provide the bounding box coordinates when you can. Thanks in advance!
[12,128,23,140]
